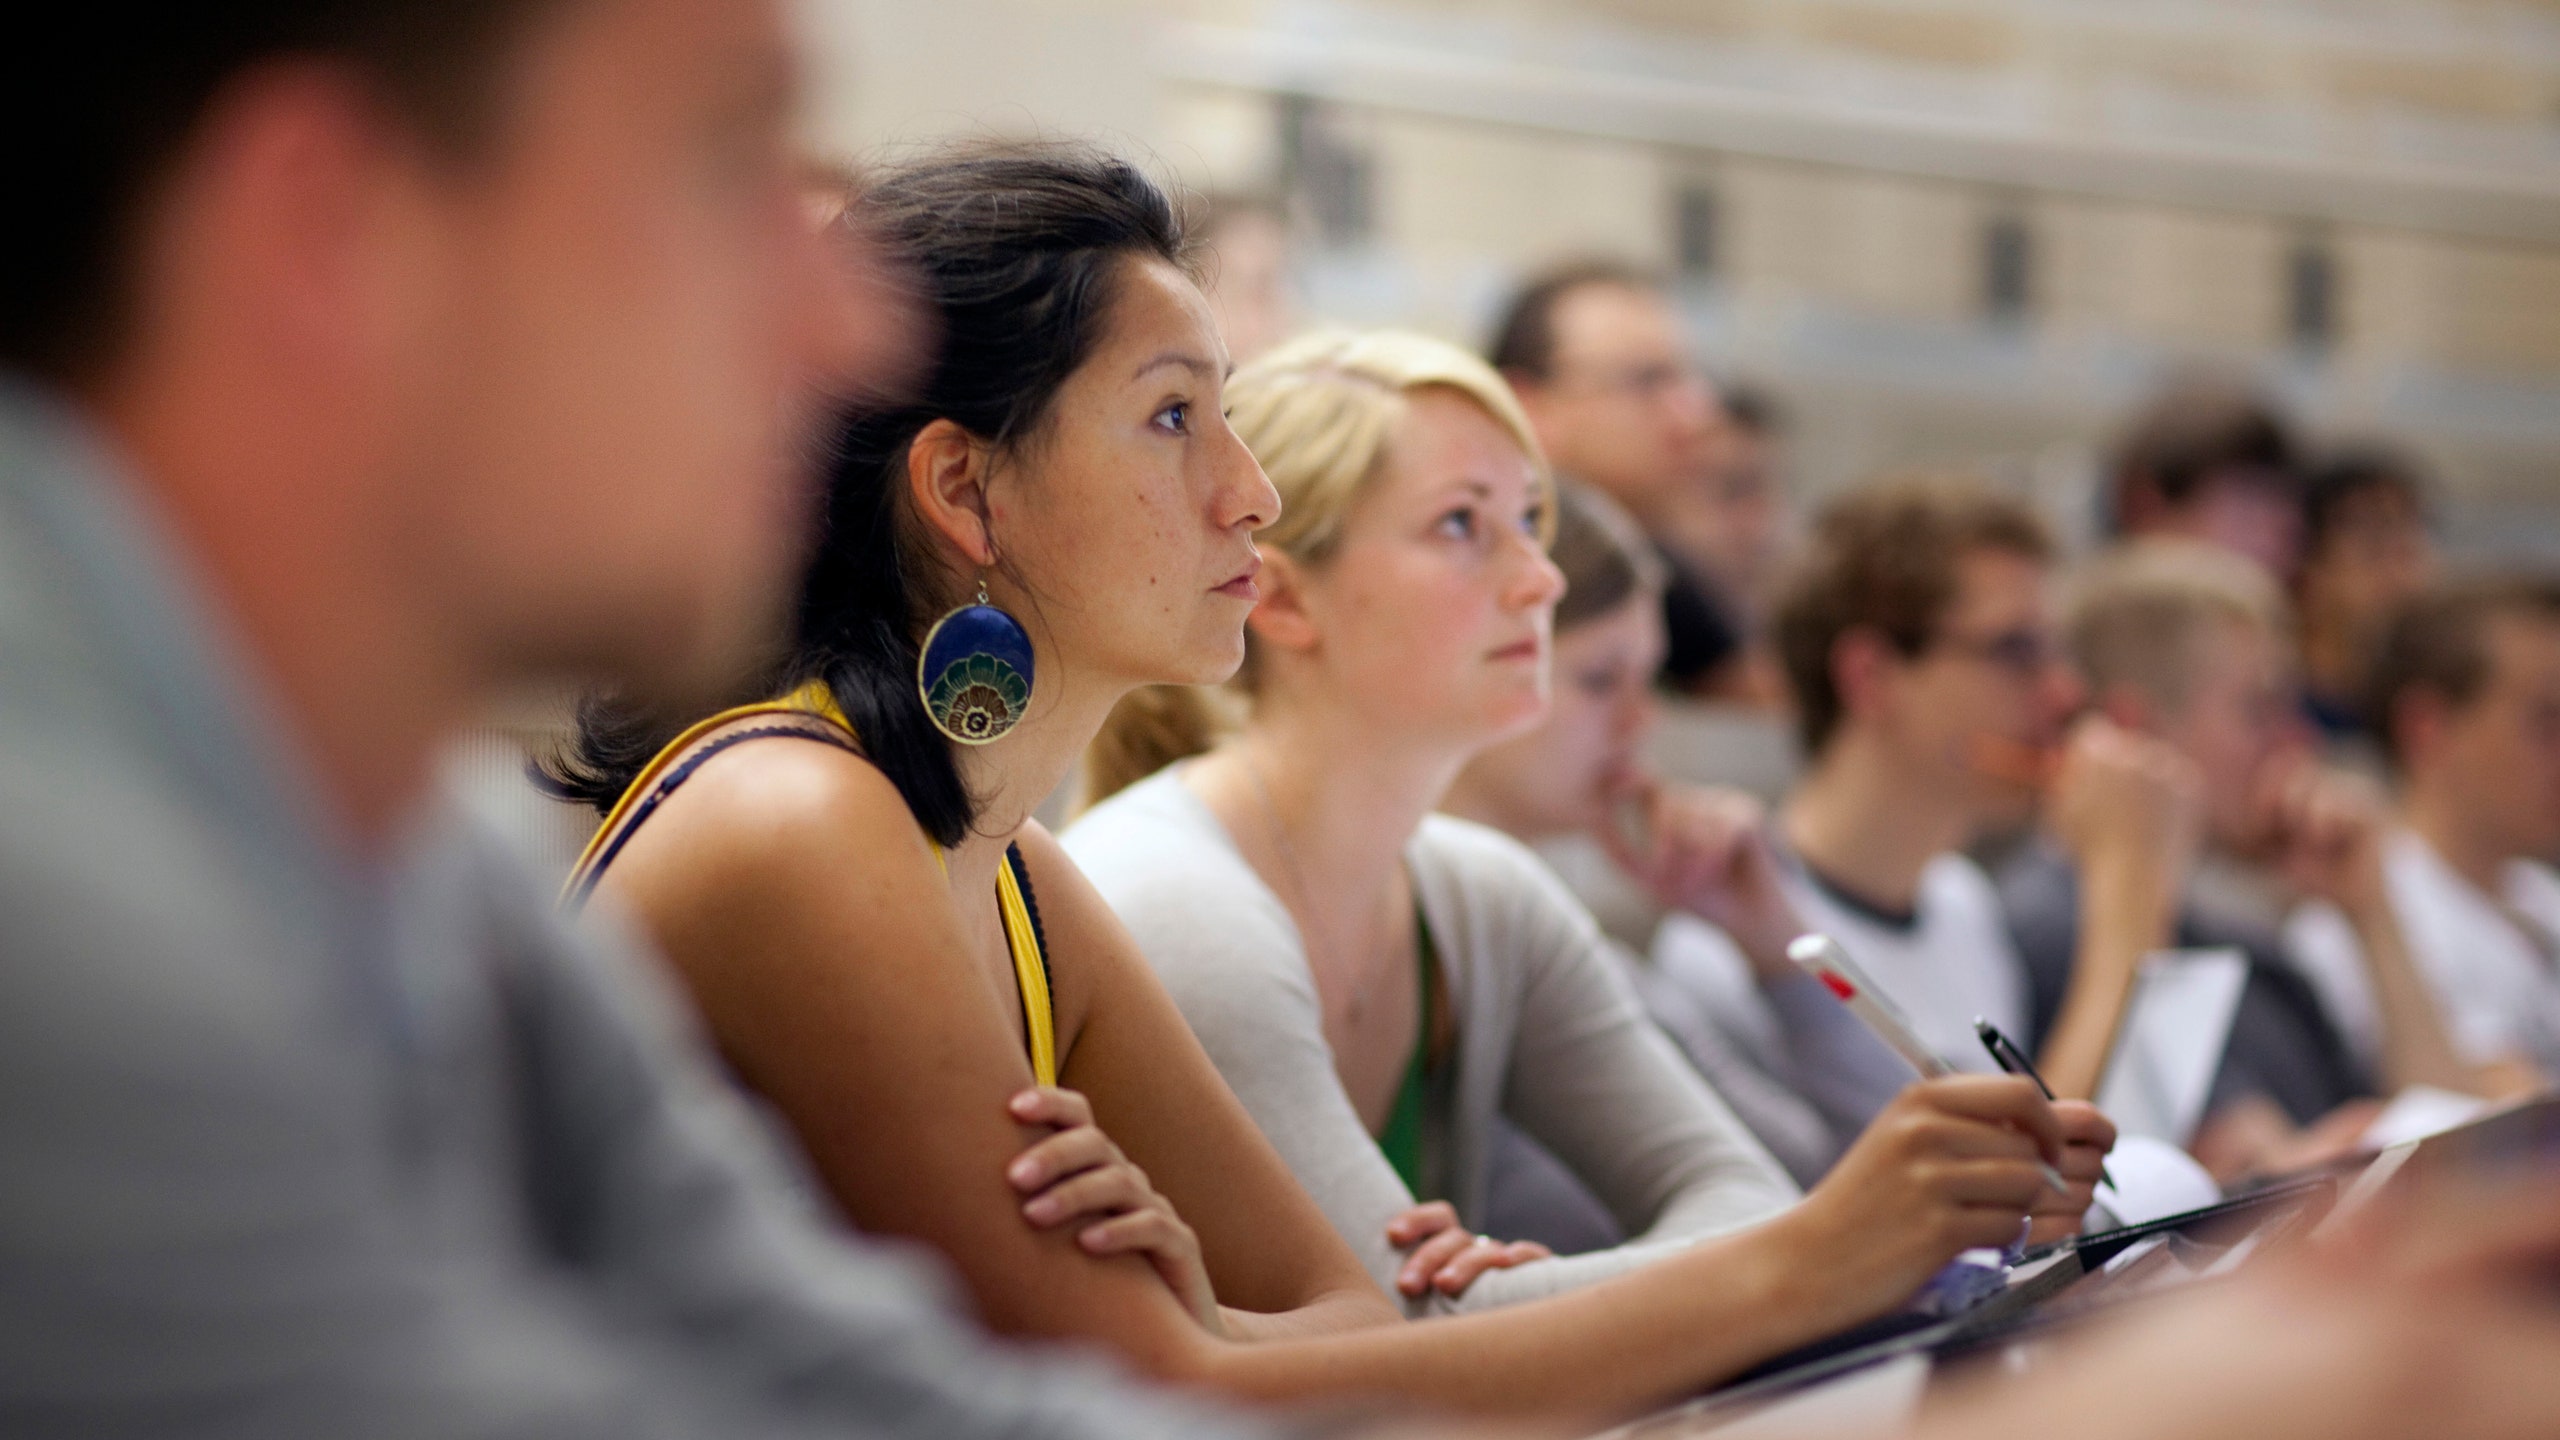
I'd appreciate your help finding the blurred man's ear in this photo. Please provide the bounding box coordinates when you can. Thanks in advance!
[2393,688,2452,772]
[1829,626,1897,730]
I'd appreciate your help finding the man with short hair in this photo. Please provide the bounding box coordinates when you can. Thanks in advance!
[2107,380,2306,581]
[1999,541,2507,1178]
[2294,447,2438,750]
[0,5,1274,1436]
[1770,478,2204,1103]
[2286,578,2560,1082]
[1489,261,1759,697]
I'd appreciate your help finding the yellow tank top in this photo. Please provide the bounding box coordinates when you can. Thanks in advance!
[561,682,1058,1086]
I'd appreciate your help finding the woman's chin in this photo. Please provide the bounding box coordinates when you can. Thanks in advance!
[1164,633,1250,687]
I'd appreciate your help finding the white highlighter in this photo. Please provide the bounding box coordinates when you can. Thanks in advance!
[1787,932,2071,1198]
[1786,932,1955,1079]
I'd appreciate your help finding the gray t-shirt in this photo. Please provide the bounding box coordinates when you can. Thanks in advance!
[1065,767,1799,1318]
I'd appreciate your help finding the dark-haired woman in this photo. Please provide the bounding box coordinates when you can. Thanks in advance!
[553,141,2062,1426]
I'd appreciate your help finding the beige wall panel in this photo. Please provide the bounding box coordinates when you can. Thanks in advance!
[1788,3,2021,70]
[2090,208,2287,351]
[2321,53,2546,121]
[1372,114,1671,271]
[1724,164,1976,323]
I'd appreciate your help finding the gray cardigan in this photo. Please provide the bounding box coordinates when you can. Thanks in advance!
[1066,768,1800,1317]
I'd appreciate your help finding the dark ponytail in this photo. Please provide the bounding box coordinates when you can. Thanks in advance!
[539,139,1196,845]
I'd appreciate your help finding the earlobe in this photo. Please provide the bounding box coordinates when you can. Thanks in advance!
[1830,628,1891,719]
[906,419,998,569]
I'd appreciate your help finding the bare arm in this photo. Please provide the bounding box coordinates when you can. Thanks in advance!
[602,745,2065,1424]
[2037,721,2202,1099]
[2266,764,2529,1099]
[1010,823,1399,1341]
[594,746,1247,1379]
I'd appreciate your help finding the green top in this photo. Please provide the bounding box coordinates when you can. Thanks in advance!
[1376,911,1440,1199]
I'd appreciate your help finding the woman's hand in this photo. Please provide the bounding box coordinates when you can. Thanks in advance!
[2029,1099,2119,1244]
[1600,776,1805,975]
[1384,1201,1552,1299]
[1785,1075,2071,1314]
[1006,1086,1221,1334]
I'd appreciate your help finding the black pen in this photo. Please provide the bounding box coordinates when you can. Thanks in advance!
[1974,1017,2117,1192]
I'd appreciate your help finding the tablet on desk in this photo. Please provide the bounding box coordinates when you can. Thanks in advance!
[1667,1174,2336,1424]
[2020,1174,2337,1271]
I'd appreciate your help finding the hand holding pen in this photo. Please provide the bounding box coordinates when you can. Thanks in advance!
[1787,934,2074,1197]
[1975,1017,2118,1193]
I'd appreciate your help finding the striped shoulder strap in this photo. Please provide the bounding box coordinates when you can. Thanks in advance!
[561,694,856,908]
[560,683,1057,1086]
[997,847,1057,1086]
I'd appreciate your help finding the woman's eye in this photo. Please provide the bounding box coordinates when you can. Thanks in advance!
[1520,505,1546,536]
[1154,402,1190,435]
[1436,508,1478,540]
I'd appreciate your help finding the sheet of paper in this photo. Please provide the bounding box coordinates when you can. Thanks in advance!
[2094,947,2250,1146]
[2091,1132,2223,1224]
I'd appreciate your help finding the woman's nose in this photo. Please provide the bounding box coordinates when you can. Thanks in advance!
[1508,530,1567,611]
[1219,428,1281,532]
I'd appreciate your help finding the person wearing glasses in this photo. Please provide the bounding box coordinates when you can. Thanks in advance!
[2000,540,2522,1183]
[1487,261,1781,704]
[1768,477,2207,1102]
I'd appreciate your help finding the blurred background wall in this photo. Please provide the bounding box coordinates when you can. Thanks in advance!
[793,0,2560,557]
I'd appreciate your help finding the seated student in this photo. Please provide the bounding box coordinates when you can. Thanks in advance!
[1440,482,1907,1193]
[1067,329,2113,1307]
[1487,260,1765,701]
[1770,477,2206,1101]
[2285,577,2560,1085]
[1999,541,2513,1179]
[550,146,2098,1425]
[2294,447,2438,757]
[2107,379,2307,582]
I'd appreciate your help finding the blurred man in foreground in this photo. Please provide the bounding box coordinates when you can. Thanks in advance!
[0,3,1274,1435]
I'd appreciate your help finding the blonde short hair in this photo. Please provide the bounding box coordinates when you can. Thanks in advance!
[2065,539,2289,713]
[1227,327,1552,567]
[1082,328,1550,807]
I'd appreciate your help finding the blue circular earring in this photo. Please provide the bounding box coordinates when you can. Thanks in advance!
[918,578,1035,746]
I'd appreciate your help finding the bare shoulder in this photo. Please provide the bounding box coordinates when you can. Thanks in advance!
[593,723,944,924]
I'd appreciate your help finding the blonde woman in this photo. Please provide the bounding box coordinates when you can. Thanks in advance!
[1069,328,2114,1311]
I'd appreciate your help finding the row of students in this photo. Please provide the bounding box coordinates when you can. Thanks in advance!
[551,150,2109,1420]
[18,4,2560,1427]
[1476,474,2548,1210]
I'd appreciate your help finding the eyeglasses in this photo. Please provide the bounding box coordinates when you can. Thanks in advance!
[1547,361,1711,406]
[1925,626,2065,679]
